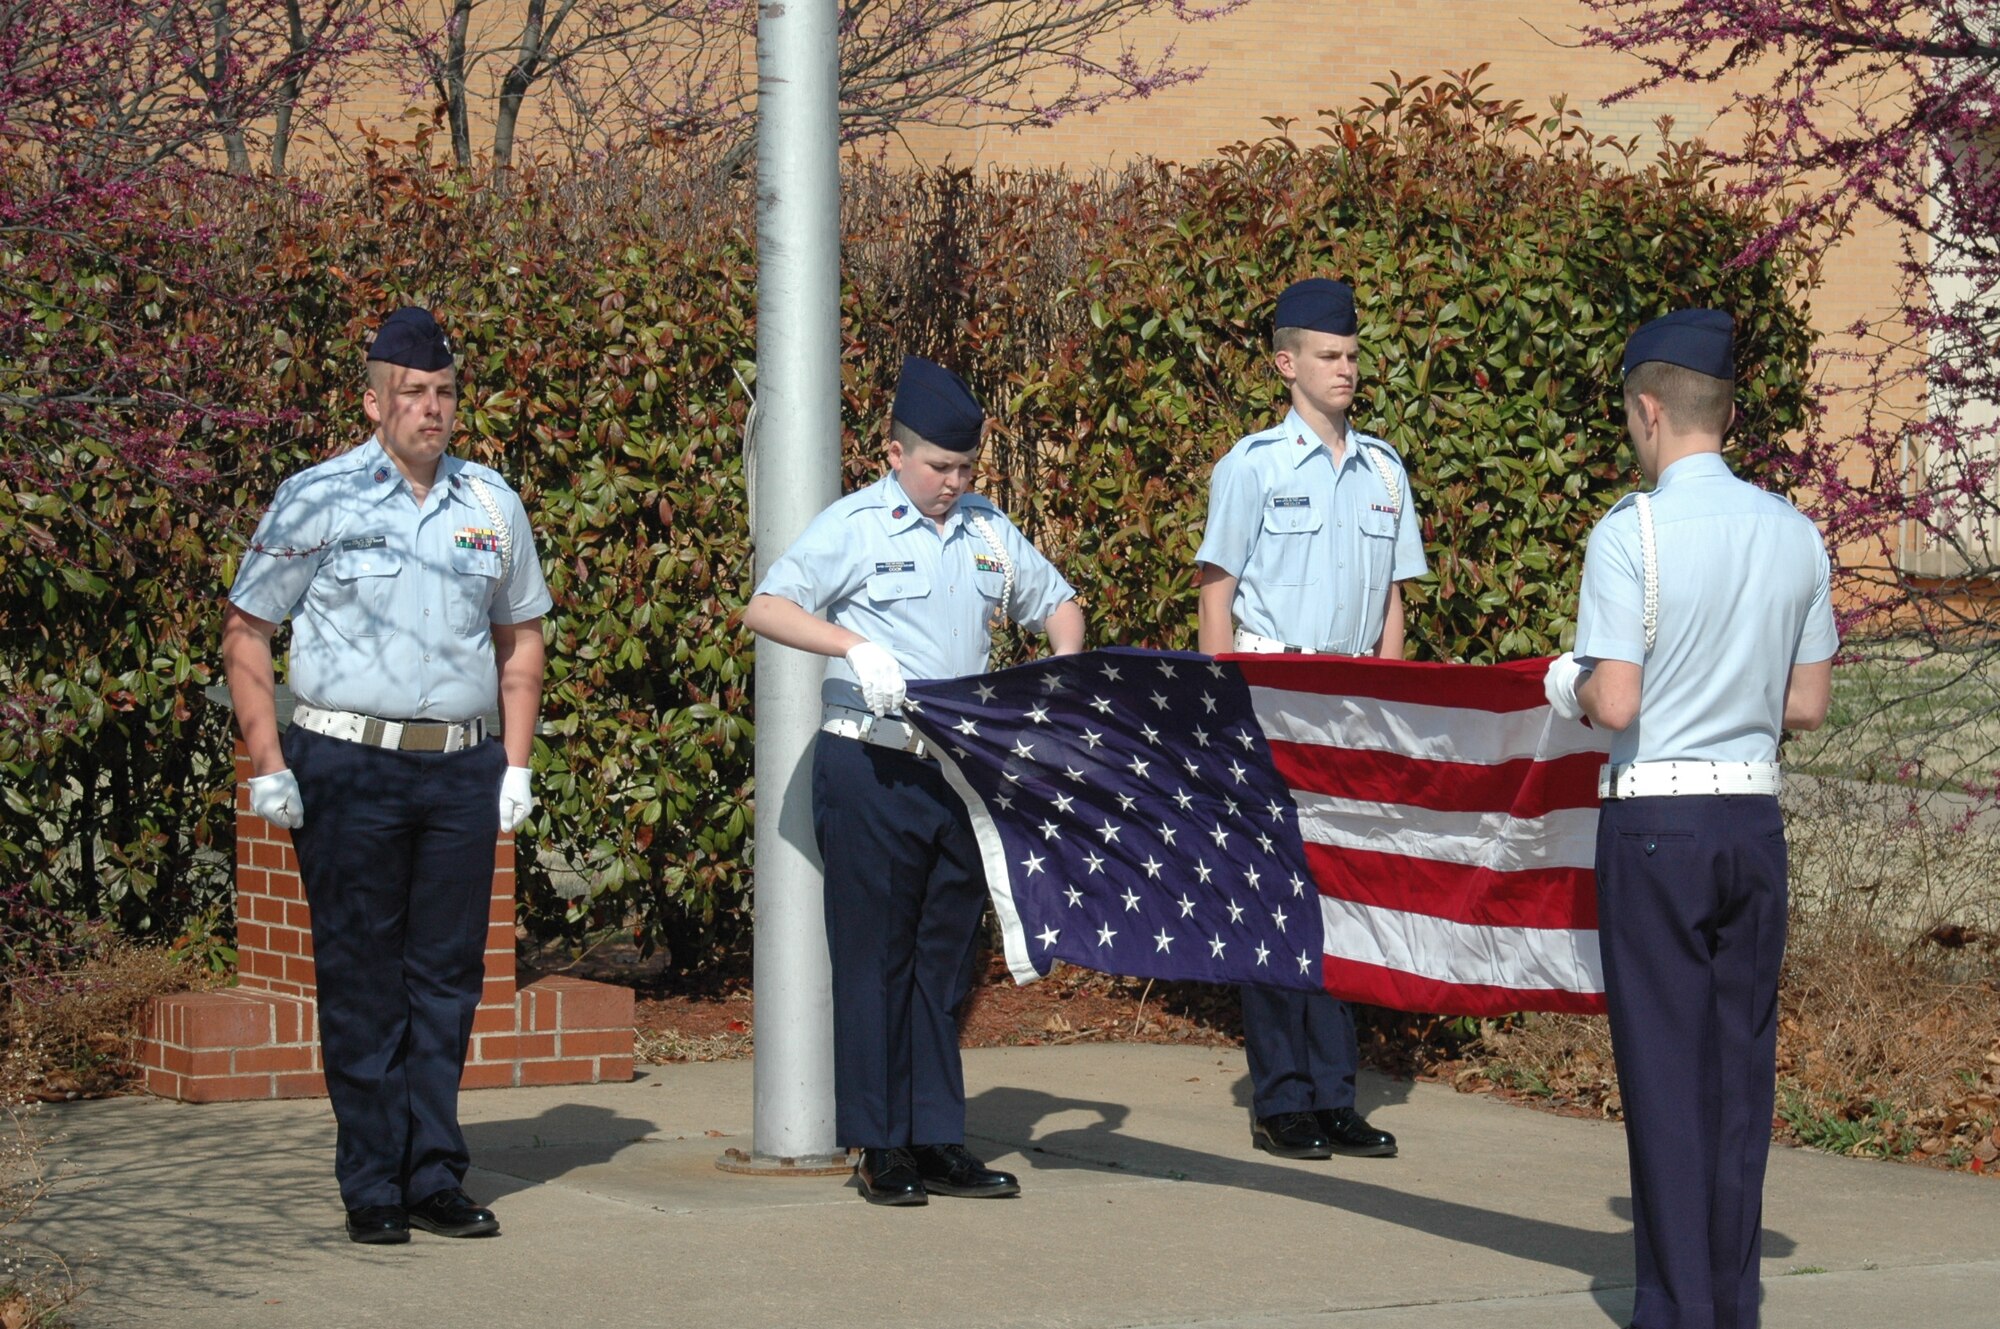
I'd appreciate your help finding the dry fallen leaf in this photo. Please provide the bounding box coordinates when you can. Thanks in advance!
[1042,1012,1073,1034]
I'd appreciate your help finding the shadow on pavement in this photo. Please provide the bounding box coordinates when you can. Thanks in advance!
[967,1083,1796,1297]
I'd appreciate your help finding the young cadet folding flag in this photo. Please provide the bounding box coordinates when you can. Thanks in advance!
[901,648,1612,1017]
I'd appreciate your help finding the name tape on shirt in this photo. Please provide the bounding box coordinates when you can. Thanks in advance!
[874,560,917,574]
[1270,496,1311,509]
[455,527,502,553]
[340,535,387,551]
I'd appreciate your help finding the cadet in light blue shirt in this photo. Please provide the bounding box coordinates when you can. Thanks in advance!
[221,307,548,1245]
[229,437,551,722]
[1569,452,1836,767]
[1196,277,1419,1164]
[744,356,1084,1206]
[1543,309,1835,1329]
[757,471,1076,697]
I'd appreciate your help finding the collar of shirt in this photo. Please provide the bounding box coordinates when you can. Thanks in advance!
[1280,408,1365,473]
[356,436,472,513]
[1654,450,1733,492]
[875,472,972,537]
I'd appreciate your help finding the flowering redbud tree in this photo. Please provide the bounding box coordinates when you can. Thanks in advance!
[1585,1,2000,797]
[377,0,1251,171]
[0,1,364,922]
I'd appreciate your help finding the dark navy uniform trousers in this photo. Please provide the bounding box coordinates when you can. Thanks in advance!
[1242,986,1359,1116]
[283,724,506,1211]
[1598,794,1788,1329]
[812,733,988,1150]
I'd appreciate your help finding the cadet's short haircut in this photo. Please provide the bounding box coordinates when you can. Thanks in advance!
[1272,326,1307,356]
[890,418,979,455]
[1624,360,1733,436]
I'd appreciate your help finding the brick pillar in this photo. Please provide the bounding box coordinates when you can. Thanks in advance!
[139,734,634,1102]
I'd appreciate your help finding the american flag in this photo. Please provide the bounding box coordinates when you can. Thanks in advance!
[902,648,1612,1017]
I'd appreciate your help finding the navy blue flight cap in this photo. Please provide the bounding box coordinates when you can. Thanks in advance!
[1622,308,1733,379]
[366,306,455,372]
[1273,278,1358,338]
[892,355,984,452]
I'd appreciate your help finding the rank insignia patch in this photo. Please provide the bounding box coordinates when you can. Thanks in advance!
[372,465,391,483]
[891,505,909,519]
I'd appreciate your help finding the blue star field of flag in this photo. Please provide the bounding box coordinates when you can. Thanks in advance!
[903,648,1325,992]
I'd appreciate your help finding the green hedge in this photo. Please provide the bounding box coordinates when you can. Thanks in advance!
[0,74,1813,972]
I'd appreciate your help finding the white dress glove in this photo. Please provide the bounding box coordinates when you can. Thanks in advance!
[844,640,908,717]
[1543,651,1590,721]
[499,766,535,833]
[248,768,304,829]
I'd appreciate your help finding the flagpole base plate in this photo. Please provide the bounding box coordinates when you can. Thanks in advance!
[715,1146,852,1177]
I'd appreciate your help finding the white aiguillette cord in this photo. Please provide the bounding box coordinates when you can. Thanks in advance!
[1634,491,1658,653]
[468,476,514,583]
[969,513,1015,633]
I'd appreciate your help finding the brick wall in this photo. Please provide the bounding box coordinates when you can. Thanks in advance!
[138,739,635,1102]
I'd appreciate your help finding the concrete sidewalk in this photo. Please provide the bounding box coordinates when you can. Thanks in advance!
[17,1044,1997,1328]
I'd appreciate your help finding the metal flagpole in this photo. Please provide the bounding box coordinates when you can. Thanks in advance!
[719,0,846,1175]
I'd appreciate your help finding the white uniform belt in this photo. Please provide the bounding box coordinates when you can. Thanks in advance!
[1234,628,1314,655]
[1598,761,1782,800]
[821,705,934,760]
[292,705,485,754]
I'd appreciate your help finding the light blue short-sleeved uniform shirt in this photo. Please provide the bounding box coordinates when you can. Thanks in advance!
[1195,409,1429,654]
[1574,452,1838,766]
[756,473,1076,700]
[229,437,553,722]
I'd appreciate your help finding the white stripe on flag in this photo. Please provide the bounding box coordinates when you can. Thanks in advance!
[1291,792,1599,872]
[931,756,1041,985]
[1250,688,1607,766]
[1320,895,1605,994]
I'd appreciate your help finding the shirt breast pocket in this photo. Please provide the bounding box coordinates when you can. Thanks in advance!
[973,568,1007,603]
[1359,508,1398,588]
[864,571,931,604]
[1258,498,1323,586]
[449,546,504,633]
[326,547,402,637]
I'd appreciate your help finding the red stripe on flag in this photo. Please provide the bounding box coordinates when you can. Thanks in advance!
[1230,655,1554,713]
[1304,842,1599,930]
[1321,954,1608,1017]
[1270,742,1604,819]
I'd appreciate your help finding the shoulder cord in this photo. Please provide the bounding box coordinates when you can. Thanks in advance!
[1363,444,1402,517]
[969,513,1015,633]
[1634,491,1658,654]
[468,476,514,583]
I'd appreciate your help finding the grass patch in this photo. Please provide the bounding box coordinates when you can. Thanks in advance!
[1792,644,2000,792]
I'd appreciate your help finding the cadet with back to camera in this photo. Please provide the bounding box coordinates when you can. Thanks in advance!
[1544,308,1838,1329]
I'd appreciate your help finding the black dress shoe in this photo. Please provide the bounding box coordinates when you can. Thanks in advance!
[407,1187,500,1237]
[1318,1106,1397,1157]
[911,1143,1020,1198]
[1252,1110,1334,1159]
[344,1204,410,1245]
[855,1147,928,1206]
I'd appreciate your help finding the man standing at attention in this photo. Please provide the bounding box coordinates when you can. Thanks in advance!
[1195,277,1423,1162]
[743,355,1085,1205]
[222,307,551,1244]
[1544,309,1836,1329]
